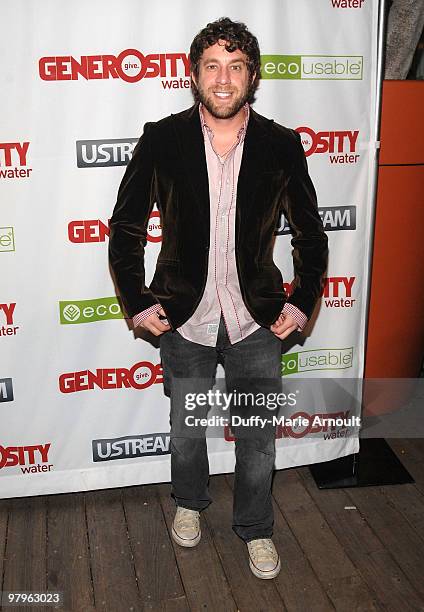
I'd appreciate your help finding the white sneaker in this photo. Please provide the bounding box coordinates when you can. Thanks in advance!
[247,538,281,579]
[172,507,201,547]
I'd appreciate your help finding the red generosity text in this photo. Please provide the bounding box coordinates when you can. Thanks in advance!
[284,277,356,308]
[39,50,190,82]
[59,362,163,393]
[0,443,52,473]
[295,127,359,163]
[68,212,161,243]
[0,303,19,336]
[0,142,32,179]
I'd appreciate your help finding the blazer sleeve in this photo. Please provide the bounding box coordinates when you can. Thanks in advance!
[280,131,329,319]
[108,123,159,318]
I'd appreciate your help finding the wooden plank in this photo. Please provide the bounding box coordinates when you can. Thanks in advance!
[225,473,333,612]
[204,475,286,612]
[346,482,424,600]
[388,439,424,493]
[382,483,424,536]
[122,485,185,603]
[3,497,47,595]
[388,440,424,534]
[47,492,94,611]
[272,468,380,611]
[85,488,141,611]
[157,482,238,612]
[143,595,190,612]
[299,466,424,612]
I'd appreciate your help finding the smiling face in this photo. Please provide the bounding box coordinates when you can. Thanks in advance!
[192,40,254,120]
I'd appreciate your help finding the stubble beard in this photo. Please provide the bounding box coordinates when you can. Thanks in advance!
[196,83,250,119]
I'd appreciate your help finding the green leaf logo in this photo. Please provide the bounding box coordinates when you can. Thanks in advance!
[63,304,81,322]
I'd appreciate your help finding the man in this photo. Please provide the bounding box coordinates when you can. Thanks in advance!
[109,17,328,579]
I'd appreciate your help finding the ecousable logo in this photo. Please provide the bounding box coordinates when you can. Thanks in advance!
[0,303,19,337]
[92,433,170,462]
[261,55,363,80]
[0,227,15,252]
[0,443,53,474]
[0,378,14,403]
[59,361,163,393]
[282,348,354,375]
[59,297,123,324]
[0,143,32,180]
[284,277,356,308]
[296,127,360,163]
[76,138,138,168]
[39,50,191,89]
[68,213,162,243]
[276,205,356,235]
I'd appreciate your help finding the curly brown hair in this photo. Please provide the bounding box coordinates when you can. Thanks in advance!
[189,17,261,103]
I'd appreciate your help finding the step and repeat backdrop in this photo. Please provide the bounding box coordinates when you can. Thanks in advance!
[1,0,380,498]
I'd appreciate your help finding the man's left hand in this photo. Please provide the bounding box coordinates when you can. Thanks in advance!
[270,313,298,340]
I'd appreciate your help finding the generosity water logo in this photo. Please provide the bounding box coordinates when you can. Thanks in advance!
[59,297,123,324]
[0,142,32,180]
[282,348,354,375]
[261,55,363,80]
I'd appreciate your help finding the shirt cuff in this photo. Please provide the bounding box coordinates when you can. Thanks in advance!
[133,304,162,329]
[282,303,308,332]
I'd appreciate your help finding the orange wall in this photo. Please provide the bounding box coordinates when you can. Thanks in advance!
[365,81,424,379]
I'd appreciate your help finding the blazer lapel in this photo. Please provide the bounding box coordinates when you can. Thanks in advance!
[171,104,210,240]
[236,109,274,241]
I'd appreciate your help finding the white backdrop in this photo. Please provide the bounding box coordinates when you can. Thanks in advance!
[1,0,380,498]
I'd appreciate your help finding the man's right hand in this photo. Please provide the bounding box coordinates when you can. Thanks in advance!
[138,308,171,336]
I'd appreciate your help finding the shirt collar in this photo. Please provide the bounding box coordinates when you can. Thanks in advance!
[199,102,250,143]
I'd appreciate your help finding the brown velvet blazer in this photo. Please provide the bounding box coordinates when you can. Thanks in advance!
[109,103,328,330]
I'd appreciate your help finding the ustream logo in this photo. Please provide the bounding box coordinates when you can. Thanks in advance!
[92,433,170,462]
[282,348,354,375]
[0,378,13,402]
[76,138,138,168]
[59,297,123,324]
[261,55,363,80]
[276,205,356,235]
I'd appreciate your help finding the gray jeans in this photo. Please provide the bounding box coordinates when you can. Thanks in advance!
[159,316,282,542]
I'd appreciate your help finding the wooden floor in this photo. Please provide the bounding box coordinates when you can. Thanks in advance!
[1,438,424,612]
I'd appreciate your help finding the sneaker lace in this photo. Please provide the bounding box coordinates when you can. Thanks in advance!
[176,508,199,530]
[249,539,276,563]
